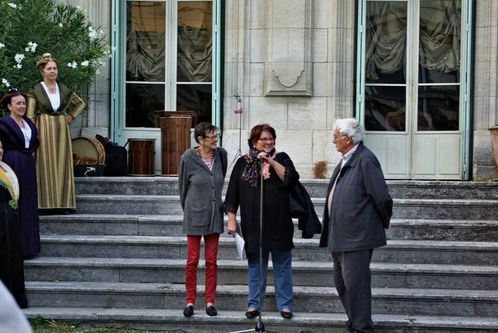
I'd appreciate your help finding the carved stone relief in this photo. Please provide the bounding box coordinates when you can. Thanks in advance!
[264,0,313,96]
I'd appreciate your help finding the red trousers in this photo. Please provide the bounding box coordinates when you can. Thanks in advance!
[185,233,220,305]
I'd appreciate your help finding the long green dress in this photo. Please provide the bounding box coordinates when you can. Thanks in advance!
[27,82,85,211]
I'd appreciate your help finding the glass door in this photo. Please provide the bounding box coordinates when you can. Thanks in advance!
[357,0,472,179]
[111,0,220,173]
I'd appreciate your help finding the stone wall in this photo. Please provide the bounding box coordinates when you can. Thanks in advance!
[222,0,355,178]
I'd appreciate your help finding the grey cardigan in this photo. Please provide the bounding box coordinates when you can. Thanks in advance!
[178,147,227,235]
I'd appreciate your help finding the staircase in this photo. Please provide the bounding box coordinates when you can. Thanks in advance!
[23,177,498,333]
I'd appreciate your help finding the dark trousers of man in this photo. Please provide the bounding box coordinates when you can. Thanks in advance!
[332,249,374,333]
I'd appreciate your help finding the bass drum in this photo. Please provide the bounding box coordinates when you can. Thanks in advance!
[72,137,106,165]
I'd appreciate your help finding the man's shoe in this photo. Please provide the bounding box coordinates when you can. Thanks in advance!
[183,305,194,317]
[245,308,259,319]
[280,310,293,319]
[206,305,218,316]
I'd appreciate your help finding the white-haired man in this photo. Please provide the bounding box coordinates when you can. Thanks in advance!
[320,118,393,333]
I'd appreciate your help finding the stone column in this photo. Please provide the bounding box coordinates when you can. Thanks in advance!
[315,0,356,173]
[57,0,111,139]
[473,0,498,180]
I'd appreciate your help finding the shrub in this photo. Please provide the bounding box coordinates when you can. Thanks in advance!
[0,0,108,97]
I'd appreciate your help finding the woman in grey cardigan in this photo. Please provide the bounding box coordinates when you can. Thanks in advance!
[178,122,227,317]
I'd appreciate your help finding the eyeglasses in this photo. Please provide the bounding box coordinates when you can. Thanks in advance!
[258,137,274,142]
[205,134,220,140]
[7,88,19,93]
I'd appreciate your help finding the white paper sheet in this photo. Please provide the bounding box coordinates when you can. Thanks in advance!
[234,233,245,260]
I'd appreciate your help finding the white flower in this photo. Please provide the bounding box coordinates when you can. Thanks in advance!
[0,43,4,49]
[59,23,63,28]
[2,78,11,88]
[67,61,77,69]
[16,64,22,69]
[26,42,37,52]
[88,27,98,40]
[14,53,25,63]
[81,60,89,67]
[7,3,16,9]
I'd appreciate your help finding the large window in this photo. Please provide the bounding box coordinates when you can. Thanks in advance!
[125,1,214,128]
[363,0,462,132]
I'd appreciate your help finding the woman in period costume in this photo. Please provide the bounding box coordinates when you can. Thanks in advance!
[0,89,39,259]
[178,122,227,317]
[27,53,85,213]
[0,140,28,309]
[224,124,299,320]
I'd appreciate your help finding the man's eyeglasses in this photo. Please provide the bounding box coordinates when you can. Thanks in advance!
[333,134,348,141]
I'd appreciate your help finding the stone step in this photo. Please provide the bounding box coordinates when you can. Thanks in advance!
[75,177,180,196]
[25,282,498,318]
[40,214,498,241]
[386,219,498,242]
[40,214,185,237]
[24,257,498,290]
[385,180,498,200]
[75,177,498,200]
[39,235,498,265]
[24,307,498,333]
[74,195,498,220]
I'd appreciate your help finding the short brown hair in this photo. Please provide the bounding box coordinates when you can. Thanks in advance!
[194,122,218,144]
[247,124,276,148]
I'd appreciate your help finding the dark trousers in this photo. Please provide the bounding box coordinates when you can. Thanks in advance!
[0,203,27,308]
[332,249,374,333]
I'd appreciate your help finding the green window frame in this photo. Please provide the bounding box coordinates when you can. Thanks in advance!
[110,0,222,143]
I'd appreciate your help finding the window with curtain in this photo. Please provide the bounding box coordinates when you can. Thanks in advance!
[125,0,213,128]
[364,0,461,131]
[176,2,213,123]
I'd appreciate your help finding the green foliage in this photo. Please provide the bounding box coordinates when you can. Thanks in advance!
[0,0,108,95]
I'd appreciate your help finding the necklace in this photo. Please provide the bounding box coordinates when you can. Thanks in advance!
[196,148,215,170]
[43,81,57,94]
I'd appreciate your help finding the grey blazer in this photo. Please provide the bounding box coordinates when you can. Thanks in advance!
[179,147,227,235]
[319,143,393,252]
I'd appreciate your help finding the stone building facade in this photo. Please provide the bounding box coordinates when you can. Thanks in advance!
[61,0,497,180]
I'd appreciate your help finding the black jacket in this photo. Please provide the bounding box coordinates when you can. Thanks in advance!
[290,181,322,239]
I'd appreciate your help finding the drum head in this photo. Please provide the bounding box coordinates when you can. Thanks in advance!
[73,137,105,165]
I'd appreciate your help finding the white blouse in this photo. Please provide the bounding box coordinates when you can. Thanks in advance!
[20,118,32,148]
[41,82,61,112]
